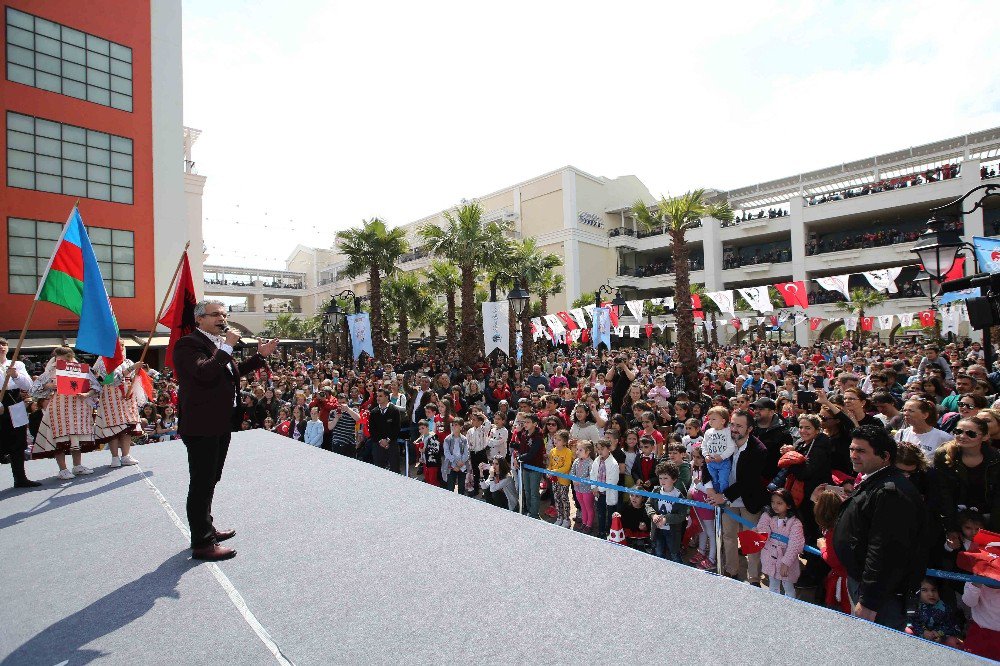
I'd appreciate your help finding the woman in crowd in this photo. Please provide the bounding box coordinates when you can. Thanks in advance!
[155,405,179,442]
[30,346,102,479]
[895,397,951,460]
[977,408,1000,450]
[931,416,1000,538]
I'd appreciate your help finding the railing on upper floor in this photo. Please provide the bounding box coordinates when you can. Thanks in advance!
[805,164,962,207]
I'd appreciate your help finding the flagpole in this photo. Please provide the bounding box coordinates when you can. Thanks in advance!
[127,242,190,398]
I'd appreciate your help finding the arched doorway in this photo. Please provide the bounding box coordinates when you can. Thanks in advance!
[818,319,846,341]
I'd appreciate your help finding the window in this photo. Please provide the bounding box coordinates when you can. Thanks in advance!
[6,112,133,203]
[7,217,135,297]
[6,7,133,111]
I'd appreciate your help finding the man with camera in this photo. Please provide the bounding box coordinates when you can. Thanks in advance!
[607,352,637,416]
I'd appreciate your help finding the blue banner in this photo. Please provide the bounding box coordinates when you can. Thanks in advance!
[345,312,374,360]
[593,306,612,350]
[974,236,1000,274]
[939,287,980,305]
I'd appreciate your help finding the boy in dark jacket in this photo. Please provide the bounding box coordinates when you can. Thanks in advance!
[645,461,689,562]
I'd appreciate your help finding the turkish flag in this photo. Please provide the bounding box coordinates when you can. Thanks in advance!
[691,294,702,310]
[555,311,577,330]
[769,315,778,326]
[738,530,770,555]
[945,256,965,282]
[731,318,742,330]
[957,529,1000,583]
[580,329,591,344]
[644,323,654,338]
[919,310,936,327]
[775,281,809,309]
[861,317,874,331]
[810,317,822,331]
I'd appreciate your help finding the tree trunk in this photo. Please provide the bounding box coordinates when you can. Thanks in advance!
[671,229,699,398]
[445,290,457,359]
[508,303,517,359]
[428,317,439,355]
[460,264,477,368]
[369,268,383,359]
[398,310,410,363]
[520,279,534,369]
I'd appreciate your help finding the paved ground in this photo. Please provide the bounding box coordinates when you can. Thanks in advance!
[0,431,978,665]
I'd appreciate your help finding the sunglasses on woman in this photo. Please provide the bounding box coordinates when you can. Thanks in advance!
[959,402,977,410]
[955,429,983,438]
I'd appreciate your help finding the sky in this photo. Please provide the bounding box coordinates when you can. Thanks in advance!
[182,0,1000,270]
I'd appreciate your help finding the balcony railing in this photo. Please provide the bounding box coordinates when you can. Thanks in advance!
[609,227,635,238]
[722,209,790,227]
[205,278,304,289]
[618,257,705,277]
[805,164,961,206]
[806,220,963,256]
[399,248,431,264]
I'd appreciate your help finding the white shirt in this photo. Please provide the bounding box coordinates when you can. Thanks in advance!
[412,389,425,422]
[196,327,234,357]
[0,359,32,392]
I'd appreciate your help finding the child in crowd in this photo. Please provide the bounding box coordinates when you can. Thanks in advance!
[963,580,1000,660]
[681,418,703,452]
[702,406,736,493]
[621,429,640,486]
[304,407,324,447]
[688,446,716,569]
[812,487,851,613]
[631,435,659,491]
[590,439,620,536]
[644,461,688,562]
[486,456,517,510]
[757,488,805,598]
[547,430,574,528]
[618,492,651,551]
[666,443,691,494]
[572,440,595,532]
[416,420,442,486]
[639,411,665,456]
[647,375,671,406]
[905,579,962,647]
[443,418,470,496]
[946,509,986,554]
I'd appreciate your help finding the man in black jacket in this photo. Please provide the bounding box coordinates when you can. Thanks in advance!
[369,388,402,473]
[752,397,793,479]
[709,409,769,584]
[833,425,925,630]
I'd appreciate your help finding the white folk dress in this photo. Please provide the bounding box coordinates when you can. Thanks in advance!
[93,358,142,443]
[30,361,101,458]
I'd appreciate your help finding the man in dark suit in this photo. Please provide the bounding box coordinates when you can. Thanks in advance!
[368,387,401,473]
[173,300,278,561]
[708,409,769,584]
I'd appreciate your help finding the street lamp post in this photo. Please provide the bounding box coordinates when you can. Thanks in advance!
[490,271,530,366]
[595,281,628,349]
[912,183,1000,369]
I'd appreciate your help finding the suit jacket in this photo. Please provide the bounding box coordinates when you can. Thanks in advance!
[368,404,401,444]
[173,331,267,437]
[403,379,434,424]
[723,435,769,514]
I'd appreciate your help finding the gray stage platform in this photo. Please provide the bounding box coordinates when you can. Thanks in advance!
[0,431,978,664]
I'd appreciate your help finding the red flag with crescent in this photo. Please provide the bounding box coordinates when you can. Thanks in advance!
[601,302,620,327]
[738,530,770,555]
[731,318,742,330]
[555,312,577,330]
[644,323,654,338]
[810,317,822,330]
[775,281,808,309]
[861,316,874,331]
[918,310,936,327]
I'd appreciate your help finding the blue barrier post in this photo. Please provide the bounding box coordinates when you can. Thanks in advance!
[715,506,723,576]
[518,461,524,516]
[405,441,409,479]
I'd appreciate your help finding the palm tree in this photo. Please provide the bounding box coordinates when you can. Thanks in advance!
[261,313,305,339]
[419,201,508,368]
[835,287,888,342]
[336,217,409,359]
[536,268,565,315]
[424,259,461,359]
[419,301,447,353]
[633,190,732,394]
[503,238,563,369]
[383,272,429,362]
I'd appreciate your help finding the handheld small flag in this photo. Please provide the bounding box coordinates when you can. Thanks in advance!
[55,359,92,395]
[738,530,769,555]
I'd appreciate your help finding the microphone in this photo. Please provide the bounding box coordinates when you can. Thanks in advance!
[939,272,1000,294]
[222,324,245,349]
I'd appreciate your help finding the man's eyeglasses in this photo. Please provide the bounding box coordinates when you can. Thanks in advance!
[201,311,228,318]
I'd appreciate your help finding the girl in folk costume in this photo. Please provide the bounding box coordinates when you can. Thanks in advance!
[93,355,147,468]
[30,346,102,480]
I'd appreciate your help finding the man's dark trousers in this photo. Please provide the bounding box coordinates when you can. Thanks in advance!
[373,439,400,473]
[183,434,231,548]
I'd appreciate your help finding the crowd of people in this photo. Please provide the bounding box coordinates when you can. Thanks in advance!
[723,245,792,269]
[806,164,962,206]
[722,207,790,227]
[5,324,1000,658]
[806,219,964,256]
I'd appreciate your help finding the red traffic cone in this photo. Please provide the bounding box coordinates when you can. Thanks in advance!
[607,512,626,546]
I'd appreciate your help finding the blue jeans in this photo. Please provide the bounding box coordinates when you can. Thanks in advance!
[654,527,682,561]
[523,468,543,518]
[707,458,733,493]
